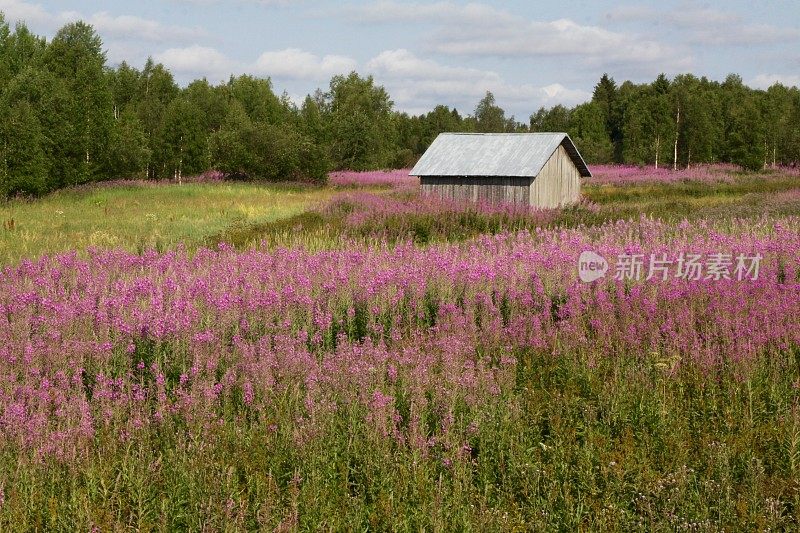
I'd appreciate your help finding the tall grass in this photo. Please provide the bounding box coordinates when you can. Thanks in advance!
[1,167,800,529]
[0,181,334,265]
[3,348,798,530]
[1,218,799,528]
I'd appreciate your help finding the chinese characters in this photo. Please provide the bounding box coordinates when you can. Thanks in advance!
[612,252,762,281]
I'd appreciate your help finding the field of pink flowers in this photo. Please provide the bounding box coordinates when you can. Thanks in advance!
[3,215,798,449]
[328,169,418,189]
[2,166,800,529]
[587,163,800,185]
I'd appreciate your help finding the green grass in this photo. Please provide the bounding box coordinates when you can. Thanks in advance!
[0,181,335,265]
[3,350,798,530]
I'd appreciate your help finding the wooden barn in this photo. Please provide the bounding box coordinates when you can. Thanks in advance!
[409,133,591,208]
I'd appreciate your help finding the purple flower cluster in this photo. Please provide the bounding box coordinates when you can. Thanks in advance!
[0,217,798,462]
[327,164,800,190]
[328,169,418,189]
[325,191,570,227]
[587,164,799,185]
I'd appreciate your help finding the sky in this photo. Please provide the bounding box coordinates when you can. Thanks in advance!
[1,0,799,118]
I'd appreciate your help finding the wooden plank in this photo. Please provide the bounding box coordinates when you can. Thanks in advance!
[421,175,535,206]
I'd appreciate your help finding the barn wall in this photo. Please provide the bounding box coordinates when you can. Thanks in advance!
[420,176,530,205]
[530,144,581,208]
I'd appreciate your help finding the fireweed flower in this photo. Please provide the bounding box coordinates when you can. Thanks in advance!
[0,215,797,460]
[328,169,418,190]
[584,163,783,185]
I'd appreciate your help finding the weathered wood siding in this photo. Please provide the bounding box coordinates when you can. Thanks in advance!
[420,176,530,205]
[529,144,581,208]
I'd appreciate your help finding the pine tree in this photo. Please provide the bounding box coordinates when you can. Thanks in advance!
[592,74,623,161]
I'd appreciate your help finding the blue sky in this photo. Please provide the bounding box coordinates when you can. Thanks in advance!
[2,0,799,117]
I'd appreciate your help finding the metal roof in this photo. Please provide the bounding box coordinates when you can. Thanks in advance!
[409,133,592,178]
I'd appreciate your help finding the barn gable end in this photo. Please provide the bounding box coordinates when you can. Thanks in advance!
[530,144,582,208]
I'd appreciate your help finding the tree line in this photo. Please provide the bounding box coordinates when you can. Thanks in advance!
[529,73,800,171]
[1,16,799,197]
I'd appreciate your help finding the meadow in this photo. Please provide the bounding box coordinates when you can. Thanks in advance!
[0,180,335,266]
[1,165,799,530]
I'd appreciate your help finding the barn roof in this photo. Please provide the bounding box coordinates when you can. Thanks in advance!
[409,133,592,178]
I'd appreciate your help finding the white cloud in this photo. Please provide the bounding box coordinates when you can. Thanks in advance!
[605,6,738,27]
[0,0,210,68]
[86,12,206,43]
[155,45,237,79]
[351,1,515,26]
[688,23,800,46]
[432,17,689,73]
[171,0,297,4]
[253,48,357,80]
[366,48,500,83]
[350,1,690,75]
[365,49,590,116]
[603,5,659,23]
[0,0,206,43]
[748,74,800,89]
[663,8,740,28]
[0,0,63,27]
[604,5,799,46]
[154,46,358,84]
[102,40,150,66]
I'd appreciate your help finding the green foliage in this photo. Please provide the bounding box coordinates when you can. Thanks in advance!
[157,97,208,178]
[674,75,716,166]
[0,100,49,195]
[474,91,513,133]
[622,86,675,167]
[105,109,150,179]
[135,59,180,179]
[228,74,288,125]
[44,22,114,185]
[722,86,767,171]
[567,72,800,169]
[326,72,397,170]
[210,102,329,183]
[0,19,45,92]
[298,92,329,146]
[1,13,800,198]
[569,102,614,163]
[592,73,624,158]
[530,104,570,132]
